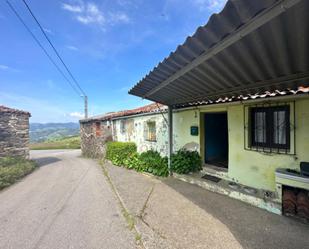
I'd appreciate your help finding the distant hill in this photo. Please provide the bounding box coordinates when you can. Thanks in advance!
[30,135,81,150]
[30,122,80,143]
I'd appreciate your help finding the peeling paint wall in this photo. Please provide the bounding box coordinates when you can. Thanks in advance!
[112,110,201,156]
[112,114,169,155]
[227,98,309,192]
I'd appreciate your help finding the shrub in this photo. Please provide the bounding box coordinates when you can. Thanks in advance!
[0,157,37,190]
[171,149,202,174]
[139,150,169,177]
[123,152,141,170]
[106,142,137,166]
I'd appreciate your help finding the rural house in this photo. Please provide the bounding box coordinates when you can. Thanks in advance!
[81,0,309,218]
[0,106,31,158]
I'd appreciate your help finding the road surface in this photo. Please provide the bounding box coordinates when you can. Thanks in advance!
[0,150,138,249]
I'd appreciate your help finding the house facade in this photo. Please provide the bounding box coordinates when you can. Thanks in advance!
[81,0,309,217]
[0,106,31,158]
[80,92,309,215]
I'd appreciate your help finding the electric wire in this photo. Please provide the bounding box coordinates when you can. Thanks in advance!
[6,0,81,97]
[21,0,86,97]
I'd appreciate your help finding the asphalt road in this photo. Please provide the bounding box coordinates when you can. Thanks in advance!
[0,150,138,249]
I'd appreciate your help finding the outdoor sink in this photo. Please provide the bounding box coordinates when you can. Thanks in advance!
[275,168,309,191]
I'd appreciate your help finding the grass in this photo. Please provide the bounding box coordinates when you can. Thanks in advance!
[30,135,81,150]
[0,157,37,190]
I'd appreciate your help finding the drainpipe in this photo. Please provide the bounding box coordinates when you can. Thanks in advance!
[168,105,173,176]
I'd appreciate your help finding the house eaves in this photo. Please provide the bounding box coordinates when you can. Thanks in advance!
[129,0,309,107]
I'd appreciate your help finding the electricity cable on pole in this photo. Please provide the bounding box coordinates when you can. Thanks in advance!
[6,0,88,118]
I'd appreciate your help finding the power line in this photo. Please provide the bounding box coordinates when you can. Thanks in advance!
[21,0,86,97]
[6,0,81,97]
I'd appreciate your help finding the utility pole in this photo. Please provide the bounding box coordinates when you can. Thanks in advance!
[84,95,88,119]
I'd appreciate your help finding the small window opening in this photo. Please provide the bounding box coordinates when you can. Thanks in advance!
[146,121,156,142]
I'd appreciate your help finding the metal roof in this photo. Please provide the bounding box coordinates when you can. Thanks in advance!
[129,0,309,107]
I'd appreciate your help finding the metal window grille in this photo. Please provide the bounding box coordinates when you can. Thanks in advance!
[146,121,156,142]
[244,101,296,155]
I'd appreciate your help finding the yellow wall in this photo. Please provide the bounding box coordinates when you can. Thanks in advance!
[174,97,309,191]
[228,98,309,191]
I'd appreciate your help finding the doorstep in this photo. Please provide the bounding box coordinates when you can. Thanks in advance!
[173,171,282,215]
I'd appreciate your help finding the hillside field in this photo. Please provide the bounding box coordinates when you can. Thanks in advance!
[30,136,81,150]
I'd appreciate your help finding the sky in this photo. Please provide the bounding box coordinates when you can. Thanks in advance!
[0,0,227,123]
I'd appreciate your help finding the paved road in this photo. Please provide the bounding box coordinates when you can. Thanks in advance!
[0,150,138,249]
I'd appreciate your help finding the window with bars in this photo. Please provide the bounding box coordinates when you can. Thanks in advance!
[145,121,156,142]
[250,106,290,150]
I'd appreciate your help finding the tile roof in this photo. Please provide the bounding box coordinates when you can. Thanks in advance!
[80,103,166,123]
[0,105,31,116]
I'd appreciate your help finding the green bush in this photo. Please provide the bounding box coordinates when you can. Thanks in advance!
[171,149,202,174]
[0,157,37,190]
[139,150,169,177]
[106,142,137,166]
[123,152,141,170]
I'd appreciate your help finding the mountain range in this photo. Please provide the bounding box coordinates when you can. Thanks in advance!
[30,122,80,143]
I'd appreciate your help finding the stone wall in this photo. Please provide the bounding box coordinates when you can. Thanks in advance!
[80,120,113,158]
[0,112,30,158]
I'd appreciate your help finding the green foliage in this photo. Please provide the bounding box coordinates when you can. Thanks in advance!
[123,152,141,170]
[30,135,81,150]
[106,142,137,166]
[139,150,168,177]
[171,149,202,174]
[106,142,201,177]
[0,157,37,190]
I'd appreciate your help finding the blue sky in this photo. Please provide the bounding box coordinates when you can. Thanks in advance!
[0,0,227,123]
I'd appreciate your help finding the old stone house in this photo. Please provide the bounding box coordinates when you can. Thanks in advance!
[0,106,31,158]
[80,103,168,158]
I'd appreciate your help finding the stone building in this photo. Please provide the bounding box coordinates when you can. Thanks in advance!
[79,103,167,158]
[0,106,31,158]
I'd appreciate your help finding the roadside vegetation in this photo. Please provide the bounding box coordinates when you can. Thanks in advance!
[0,157,37,190]
[30,135,81,150]
[105,141,202,177]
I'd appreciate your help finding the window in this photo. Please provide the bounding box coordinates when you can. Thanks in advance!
[146,121,156,142]
[120,120,126,134]
[250,106,290,149]
[95,122,101,137]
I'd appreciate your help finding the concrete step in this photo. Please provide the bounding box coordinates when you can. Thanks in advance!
[173,171,282,215]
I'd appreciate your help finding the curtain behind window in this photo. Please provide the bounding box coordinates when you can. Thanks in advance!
[254,111,266,143]
[273,110,286,145]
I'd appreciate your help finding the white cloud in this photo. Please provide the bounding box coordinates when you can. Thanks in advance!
[66,45,79,51]
[43,27,53,35]
[62,3,83,13]
[0,64,9,70]
[68,112,84,119]
[193,0,227,12]
[0,64,20,72]
[62,1,130,28]
[109,12,130,24]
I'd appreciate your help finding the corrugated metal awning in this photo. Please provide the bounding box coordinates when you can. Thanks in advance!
[129,0,309,107]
